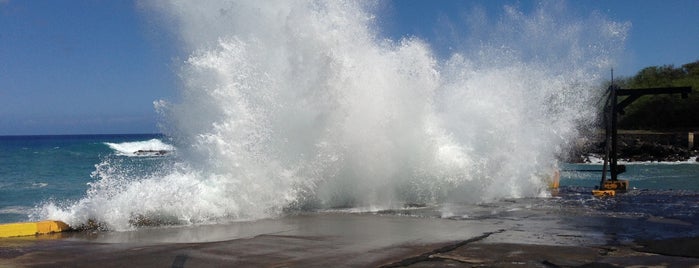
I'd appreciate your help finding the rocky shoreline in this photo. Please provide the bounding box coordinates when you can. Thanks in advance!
[566,131,699,163]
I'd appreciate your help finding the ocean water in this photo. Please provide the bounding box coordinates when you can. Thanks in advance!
[563,162,699,191]
[0,134,170,224]
[1,134,698,229]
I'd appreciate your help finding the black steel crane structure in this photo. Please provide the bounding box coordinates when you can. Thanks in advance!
[594,80,691,196]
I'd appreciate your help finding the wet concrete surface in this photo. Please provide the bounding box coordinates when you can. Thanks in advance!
[2,196,699,267]
[1,213,499,267]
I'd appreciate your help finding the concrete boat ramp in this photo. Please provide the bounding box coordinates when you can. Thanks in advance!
[2,200,699,267]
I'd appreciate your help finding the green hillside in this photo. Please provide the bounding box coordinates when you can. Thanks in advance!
[615,60,699,130]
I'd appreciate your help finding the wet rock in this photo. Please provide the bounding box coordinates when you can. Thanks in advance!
[571,133,697,162]
[134,150,171,156]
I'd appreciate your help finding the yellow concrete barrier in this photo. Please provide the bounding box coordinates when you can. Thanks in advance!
[0,221,70,238]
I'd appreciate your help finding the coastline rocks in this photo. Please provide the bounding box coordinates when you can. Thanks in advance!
[620,139,695,162]
[134,149,172,156]
[565,132,698,163]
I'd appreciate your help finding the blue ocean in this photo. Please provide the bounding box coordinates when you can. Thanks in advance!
[2,134,698,229]
[0,134,171,224]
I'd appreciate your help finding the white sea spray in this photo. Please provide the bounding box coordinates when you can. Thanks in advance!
[40,0,627,230]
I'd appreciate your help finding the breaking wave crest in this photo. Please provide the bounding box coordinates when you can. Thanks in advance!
[104,139,175,157]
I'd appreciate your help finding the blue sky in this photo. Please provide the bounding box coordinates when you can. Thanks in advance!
[1,0,697,135]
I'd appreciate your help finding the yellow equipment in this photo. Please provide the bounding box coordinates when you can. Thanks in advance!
[592,189,616,197]
[601,180,629,191]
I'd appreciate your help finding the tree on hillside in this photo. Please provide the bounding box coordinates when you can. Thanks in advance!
[616,60,699,130]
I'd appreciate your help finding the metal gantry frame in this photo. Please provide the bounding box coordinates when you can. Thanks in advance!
[597,83,691,193]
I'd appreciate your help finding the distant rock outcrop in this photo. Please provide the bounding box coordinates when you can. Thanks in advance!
[134,150,171,156]
[565,131,698,163]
